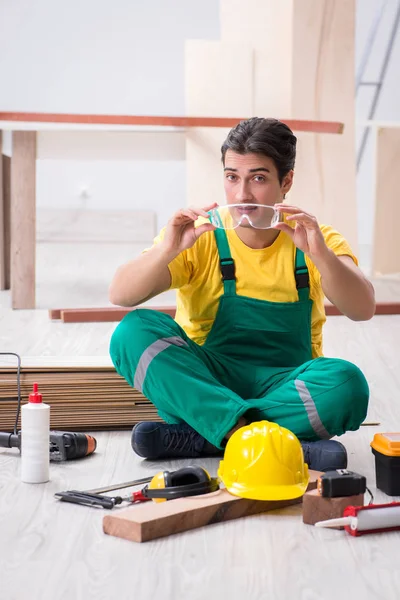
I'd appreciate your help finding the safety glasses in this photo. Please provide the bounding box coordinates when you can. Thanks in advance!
[208,204,280,230]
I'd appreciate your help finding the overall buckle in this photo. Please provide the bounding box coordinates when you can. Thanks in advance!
[220,258,236,281]
[295,269,309,289]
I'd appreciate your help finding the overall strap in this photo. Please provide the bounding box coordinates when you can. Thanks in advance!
[295,248,310,301]
[213,229,236,295]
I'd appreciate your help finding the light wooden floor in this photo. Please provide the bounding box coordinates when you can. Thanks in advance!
[0,237,400,600]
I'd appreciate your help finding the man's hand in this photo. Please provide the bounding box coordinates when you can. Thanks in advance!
[273,203,375,321]
[273,204,327,259]
[109,203,218,307]
[161,203,218,256]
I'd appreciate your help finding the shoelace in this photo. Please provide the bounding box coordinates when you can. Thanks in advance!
[164,428,200,453]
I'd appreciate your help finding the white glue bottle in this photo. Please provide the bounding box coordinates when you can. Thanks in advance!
[21,382,50,483]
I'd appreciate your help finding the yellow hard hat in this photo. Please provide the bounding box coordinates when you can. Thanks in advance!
[218,421,309,501]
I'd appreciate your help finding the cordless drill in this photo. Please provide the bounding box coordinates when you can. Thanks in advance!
[0,430,97,462]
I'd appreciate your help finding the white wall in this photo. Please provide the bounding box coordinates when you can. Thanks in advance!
[1,0,400,249]
[35,130,187,231]
[0,0,220,115]
[0,0,219,231]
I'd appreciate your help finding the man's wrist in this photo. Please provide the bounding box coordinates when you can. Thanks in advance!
[307,245,336,273]
[157,241,180,264]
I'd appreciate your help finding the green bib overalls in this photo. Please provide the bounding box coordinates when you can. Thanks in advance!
[110,230,369,448]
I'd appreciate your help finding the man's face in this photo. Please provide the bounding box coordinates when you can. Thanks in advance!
[223,150,293,207]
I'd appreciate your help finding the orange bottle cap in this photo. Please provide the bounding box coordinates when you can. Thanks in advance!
[371,433,400,457]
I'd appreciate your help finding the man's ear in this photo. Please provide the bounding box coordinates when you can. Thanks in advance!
[281,170,294,196]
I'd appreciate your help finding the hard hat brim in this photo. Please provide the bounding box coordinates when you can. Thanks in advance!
[224,480,309,501]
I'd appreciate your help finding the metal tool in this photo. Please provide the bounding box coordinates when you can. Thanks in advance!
[84,476,153,494]
[56,466,219,509]
[56,475,154,509]
[55,489,151,509]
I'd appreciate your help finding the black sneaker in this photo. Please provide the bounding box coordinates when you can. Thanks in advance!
[300,439,348,472]
[131,422,223,459]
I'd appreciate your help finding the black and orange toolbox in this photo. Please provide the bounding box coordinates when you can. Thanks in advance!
[371,433,400,496]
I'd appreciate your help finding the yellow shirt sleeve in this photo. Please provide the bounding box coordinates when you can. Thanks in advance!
[142,227,194,290]
[321,224,358,263]
[305,224,358,286]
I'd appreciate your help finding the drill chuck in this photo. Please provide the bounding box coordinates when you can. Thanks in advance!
[50,432,97,461]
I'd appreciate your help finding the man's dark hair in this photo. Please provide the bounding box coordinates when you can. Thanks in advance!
[221,117,297,183]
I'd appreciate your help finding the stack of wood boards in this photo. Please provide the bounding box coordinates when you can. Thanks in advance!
[0,357,160,431]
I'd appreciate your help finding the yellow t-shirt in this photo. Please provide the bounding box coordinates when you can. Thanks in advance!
[148,226,357,358]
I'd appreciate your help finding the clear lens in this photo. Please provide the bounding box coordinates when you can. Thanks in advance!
[208,204,279,230]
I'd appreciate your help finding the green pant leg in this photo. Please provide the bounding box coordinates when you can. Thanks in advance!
[246,357,369,441]
[109,309,249,448]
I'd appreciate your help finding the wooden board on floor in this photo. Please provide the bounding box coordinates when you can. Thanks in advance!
[49,303,400,323]
[103,471,321,543]
[49,306,177,322]
[325,302,400,316]
[0,361,155,431]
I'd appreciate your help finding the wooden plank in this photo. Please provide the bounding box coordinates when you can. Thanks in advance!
[11,131,37,308]
[291,0,358,253]
[49,306,176,321]
[0,360,155,431]
[220,0,357,252]
[372,303,400,315]
[325,302,400,316]
[103,470,321,543]
[48,303,400,323]
[61,308,135,323]
[185,41,253,208]
[3,155,11,290]
[0,364,115,372]
[372,127,400,275]
[48,309,62,319]
[0,131,4,289]
[221,1,292,117]
[0,112,344,134]
[302,488,364,527]
[59,306,176,322]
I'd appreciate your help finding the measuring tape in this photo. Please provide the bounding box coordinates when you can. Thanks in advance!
[317,469,367,497]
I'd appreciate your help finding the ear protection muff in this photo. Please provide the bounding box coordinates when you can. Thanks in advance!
[142,466,219,503]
